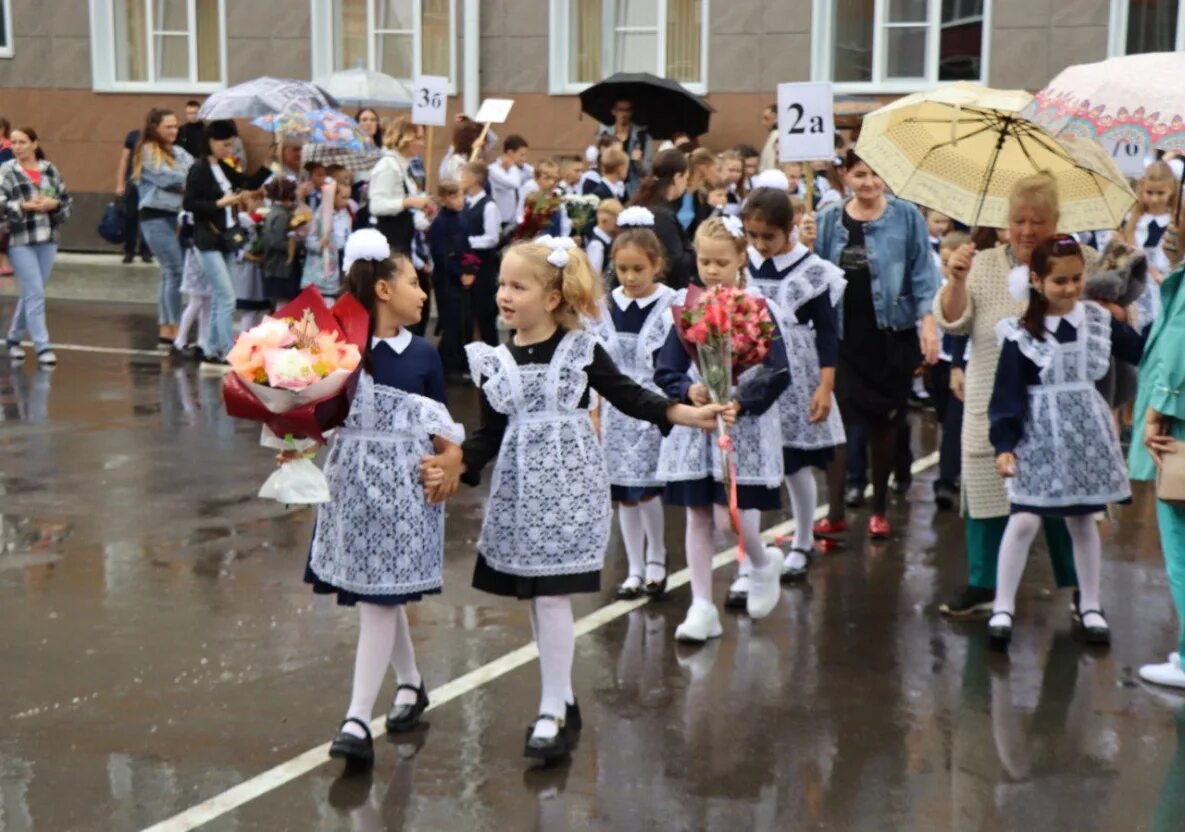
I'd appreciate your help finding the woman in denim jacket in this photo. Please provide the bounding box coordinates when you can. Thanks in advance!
[812,149,940,542]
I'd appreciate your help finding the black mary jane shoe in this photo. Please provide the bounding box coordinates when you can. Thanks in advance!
[386,682,430,733]
[1073,605,1112,647]
[780,548,811,584]
[329,717,375,766]
[523,715,570,762]
[565,699,583,734]
[616,576,644,600]
[643,563,667,599]
[987,612,1014,652]
[724,586,748,611]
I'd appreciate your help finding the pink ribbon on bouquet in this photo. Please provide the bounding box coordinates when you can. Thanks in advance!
[717,431,744,563]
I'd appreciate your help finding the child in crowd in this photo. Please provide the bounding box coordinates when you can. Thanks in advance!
[304,161,328,211]
[326,164,358,217]
[300,230,463,767]
[742,187,845,595]
[461,161,502,346]
[986,235,1145,651]
[718,150,745,217]
[427,180,472,379]
[578,134,621,193]
[456,238,726,762]
[558,156,585,197]
[173,211,211,360]
[655,215,791,640]
[302,182,352,297]
[233,189,269,332]
[584,207,680,599]
[735,144,761,193]
[260,177,301,304]
[516,159,560,227]
[583,147,629,203]
[489,134,530,230]
[705,178,730,216]
[585,198,622,283]
[1121,159,1176,323]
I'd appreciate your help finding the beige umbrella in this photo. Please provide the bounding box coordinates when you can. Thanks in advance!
[855,82,1136,232]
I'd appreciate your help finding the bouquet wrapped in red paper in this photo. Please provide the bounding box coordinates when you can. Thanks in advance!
[514,190,562,241]
[223,285,369,504]
[672,284,777,557]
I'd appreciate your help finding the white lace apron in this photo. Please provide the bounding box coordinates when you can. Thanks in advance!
[585,287,677,487]
[309,372,465,595]
[750,254,847,451]
[654,288,784,488]
[996,303,1132,508]
[466,331,612,577]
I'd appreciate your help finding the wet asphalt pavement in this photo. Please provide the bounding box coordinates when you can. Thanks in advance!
[2,299,1184,832]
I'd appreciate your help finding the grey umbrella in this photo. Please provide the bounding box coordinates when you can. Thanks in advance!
[197,76,340,120]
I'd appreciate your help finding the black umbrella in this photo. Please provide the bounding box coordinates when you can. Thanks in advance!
[579,72,713,139]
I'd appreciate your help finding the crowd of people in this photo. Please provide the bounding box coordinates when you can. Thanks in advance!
[2,96,1183,771]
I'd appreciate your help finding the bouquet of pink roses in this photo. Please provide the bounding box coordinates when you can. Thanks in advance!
[223,286,368,504]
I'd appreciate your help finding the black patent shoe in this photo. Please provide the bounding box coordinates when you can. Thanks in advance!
[524,715,570,762]
[616,576,644,600]
[643,563,667,598]
[565,699,583,733]
[987,612,1014,652]
[780,548,810,584]
[329,717,374,766]
[386,682,429,733]
[844,485,865,508]
[724,586,747,610]
[1073,604,1112,647]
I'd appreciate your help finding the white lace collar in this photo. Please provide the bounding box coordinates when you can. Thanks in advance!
[612,285,663,311]
[748,243,809,273]
[1044,301,1085,333]
[371,329,413,354]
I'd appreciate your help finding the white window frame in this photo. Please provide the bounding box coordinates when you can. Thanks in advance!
[309,0,458,93]
[1108,0,1185,55]
[810,0,990,94]
[548,0,710,95]
[89,0,227,93]
[0,0,13,59]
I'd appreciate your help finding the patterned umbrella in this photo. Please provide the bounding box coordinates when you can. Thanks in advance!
[300,144,383,178]
[251,109,373,152]
[1022,53,1185,162]
[314,66,413,108]
[856,82,1136,232]
[198,76,339,120]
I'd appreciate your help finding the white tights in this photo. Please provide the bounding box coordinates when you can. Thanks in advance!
[618,498,667,583]
[993,513,1102,623]
[342,603,422,739]
[174,294,211,350]
[784,468,818,551]
[529,595,575,739]
[685,505,768,603]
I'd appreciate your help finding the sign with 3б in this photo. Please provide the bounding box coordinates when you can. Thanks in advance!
[777,82,835,163]
[412,75,448,127]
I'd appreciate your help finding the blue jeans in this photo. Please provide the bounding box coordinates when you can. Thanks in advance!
[139,214,183,325]
[198,248,236,359]
[7,242,57,353]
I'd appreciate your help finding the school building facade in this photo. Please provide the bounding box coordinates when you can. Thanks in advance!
[0,0,1171,248]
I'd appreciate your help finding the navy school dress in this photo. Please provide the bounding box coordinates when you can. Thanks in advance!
[304,332,449,606]
[653,307,791,511]
[988,304,1146,517]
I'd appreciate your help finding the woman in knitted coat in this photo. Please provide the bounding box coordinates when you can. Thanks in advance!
[932,174,1092,617]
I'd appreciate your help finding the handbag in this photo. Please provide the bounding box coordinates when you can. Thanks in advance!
[97,200,126,245]
[210,219,247,252]
[1157,439,1185,506]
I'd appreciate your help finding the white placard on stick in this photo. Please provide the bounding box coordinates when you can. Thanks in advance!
[473,98,515,124]
[1102,135,1148,179]
[777,82,835,163]
[412,75,448,126]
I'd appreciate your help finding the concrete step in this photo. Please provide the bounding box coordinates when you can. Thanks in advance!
[0,253,158,305]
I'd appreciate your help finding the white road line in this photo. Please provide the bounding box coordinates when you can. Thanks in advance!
[143,453,940,832]
[17,340,165,359]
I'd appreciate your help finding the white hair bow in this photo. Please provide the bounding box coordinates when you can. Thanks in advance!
[721,215,745,239]
[536,234,577,268]
[751,169,790,191]
[616,206,656,228]
[342,228,391,274]
[1007,264,1032,301]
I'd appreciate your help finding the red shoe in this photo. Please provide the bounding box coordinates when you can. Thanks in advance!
[813,517,848,538]
[868,515,891,540]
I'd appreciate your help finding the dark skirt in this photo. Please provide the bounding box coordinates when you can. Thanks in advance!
[664,477,782,511]
[837,328,921,423]
[784,446,834,475]
[611,484,664,503]
[472,553,600,599]
[1010,500,1127,517]
[303,554,439,607]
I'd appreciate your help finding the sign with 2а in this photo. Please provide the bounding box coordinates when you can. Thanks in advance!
[777,81,834,163]
[412,75,448,127]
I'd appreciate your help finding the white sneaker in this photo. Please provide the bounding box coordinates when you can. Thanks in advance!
[8,343,25,360]
[1140,653,1185,690]
[675,599,723,643]
[747,547,784,620]
[36,350,57,366]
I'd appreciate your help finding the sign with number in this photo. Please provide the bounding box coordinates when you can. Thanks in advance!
[1102,135,1148,179]
[412,75,448,127]
[777,82,835,163]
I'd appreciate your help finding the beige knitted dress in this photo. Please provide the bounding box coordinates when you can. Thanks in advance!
[932,244,1098,519]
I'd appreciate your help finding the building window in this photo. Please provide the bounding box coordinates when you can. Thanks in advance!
[0,0,12,59]
[550,0,709,94]
[813,0,988,92]
[1109,0,1185,54]
[311,0,455,85]
[90,0,225,92]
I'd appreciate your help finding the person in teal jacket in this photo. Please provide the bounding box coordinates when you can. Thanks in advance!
[1134,264,1185,689]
